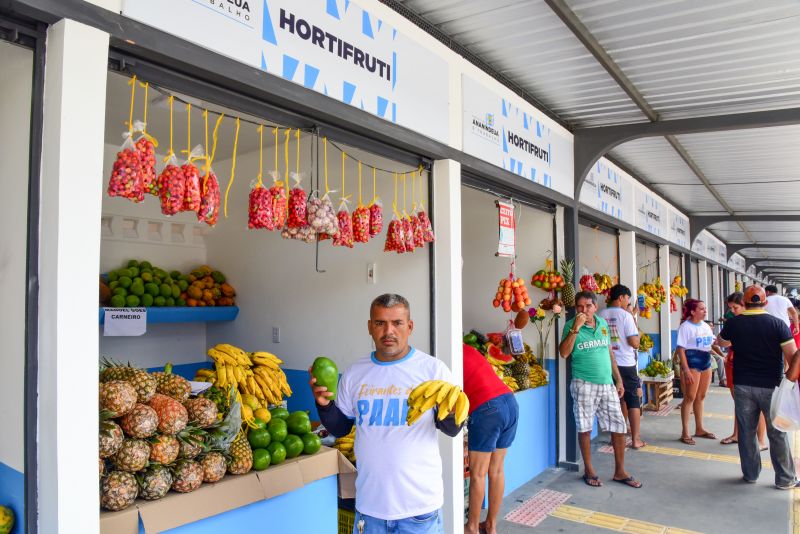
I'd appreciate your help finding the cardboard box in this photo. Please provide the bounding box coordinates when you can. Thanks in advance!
[100,447,348,534]
[336,452,357,500]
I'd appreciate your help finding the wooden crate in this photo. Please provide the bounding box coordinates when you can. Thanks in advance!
[642,378,673,411]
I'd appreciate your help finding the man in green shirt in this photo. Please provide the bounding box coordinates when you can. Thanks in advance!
[559,291,642,489]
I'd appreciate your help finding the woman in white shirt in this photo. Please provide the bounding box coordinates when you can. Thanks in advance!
[676,299,716,445]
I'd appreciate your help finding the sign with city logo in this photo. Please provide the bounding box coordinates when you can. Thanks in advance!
[462,74,574,199]
[122,0,449,143]
[668,208,690,249]
[579,157,634,224]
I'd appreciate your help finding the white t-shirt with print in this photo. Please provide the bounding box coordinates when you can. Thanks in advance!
[766,294,793,328]
[677,321,715,352]
[599,306,639,367]
[336,348,452,520]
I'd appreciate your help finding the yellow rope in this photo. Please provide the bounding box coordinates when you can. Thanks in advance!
[273,127,279,178]
[163,95,175,162]
[127,75,137,132]
[256,125,264,187]
[323,138,329,194]
[358,161,363,207]
[224,118,241,218]
[295,128,301,174]
[372,167,377,203]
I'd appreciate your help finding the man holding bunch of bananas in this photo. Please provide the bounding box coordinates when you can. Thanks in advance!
[309,294,463,534]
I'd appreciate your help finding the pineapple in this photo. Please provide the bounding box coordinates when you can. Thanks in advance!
[112,438,150,473]
[119,403,159,439]
[138,465,173,501]
[227,433,253,475]
[502,365,513,377]
[99,458,106,477]
[171,460,204,493]
[99,380,137,417]
[152,363,191,402]
[99,411,124,459]
[560,259,576,308]
[101,471,139,511]
[200,452,227,483]
[100,359,156,403]
[184,398,219,428]
[178,426,207,460]
[149,434,180,465]
[148,393,189,435]
[511,360,531,390]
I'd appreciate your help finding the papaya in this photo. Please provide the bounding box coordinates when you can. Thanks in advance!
[311,357,339,401]
[221,283,236,297]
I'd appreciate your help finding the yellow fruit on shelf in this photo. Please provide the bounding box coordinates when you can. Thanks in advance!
[254,408,271,424]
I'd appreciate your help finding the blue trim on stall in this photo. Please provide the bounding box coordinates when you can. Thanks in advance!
[139,475,338,533]
[0,461,24,534]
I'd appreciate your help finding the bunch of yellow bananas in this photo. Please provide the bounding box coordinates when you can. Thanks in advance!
[195,344,292,407]
[502,376,519,392]
[529,364,548,388]
[334,427,356,463]
[406,380,469,426]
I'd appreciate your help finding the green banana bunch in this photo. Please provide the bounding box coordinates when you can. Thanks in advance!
[406,380,469,426]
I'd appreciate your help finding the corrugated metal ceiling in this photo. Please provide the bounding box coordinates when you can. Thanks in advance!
[391,0,800,285]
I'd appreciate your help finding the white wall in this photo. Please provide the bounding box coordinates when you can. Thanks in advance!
[578,225,618,311]
[635,240,660,335]
[0,41,33,472]
[204,137,431,372]
[461,187,556,358]
[669,253,683,329]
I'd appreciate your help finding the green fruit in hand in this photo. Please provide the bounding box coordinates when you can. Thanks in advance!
[154,296,166,307]
[248,428,271,449]
[125,295,140,307]
[267,419,288,443]
[145,283,159,296]
[286,412,311,435]
[269,407,290,420]
[267,442,286,465]
[311,357,339,401]
[301,432,321,455]
[283,434,303,458]
[141,294,154,307]
[110,295,125,307]
[118,276,132,289]
[252,448,271,471]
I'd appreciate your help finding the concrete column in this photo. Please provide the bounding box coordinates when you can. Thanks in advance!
[432,159,463,534]
[712,265,722,324]
[658,245,671,361]
[618,231,637,290]
[38,19,109,534]
[698,260,709,303]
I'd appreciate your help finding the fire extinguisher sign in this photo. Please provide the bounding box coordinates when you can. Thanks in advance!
[497,200,515,257]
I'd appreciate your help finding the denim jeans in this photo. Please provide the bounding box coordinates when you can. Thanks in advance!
[733,384,797,487]
[353,509,443,534]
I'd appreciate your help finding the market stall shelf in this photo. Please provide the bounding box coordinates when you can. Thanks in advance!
[99,306,239,325]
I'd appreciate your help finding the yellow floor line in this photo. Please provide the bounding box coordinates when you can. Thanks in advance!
[550,504,701,533]
[668,411,734,420]
[633,444,771,468]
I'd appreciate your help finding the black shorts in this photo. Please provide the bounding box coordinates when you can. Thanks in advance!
[618,365,641,409]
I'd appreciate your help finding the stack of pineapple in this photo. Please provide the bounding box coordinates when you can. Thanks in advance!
[500,344,549,392]
[98,360,249,512]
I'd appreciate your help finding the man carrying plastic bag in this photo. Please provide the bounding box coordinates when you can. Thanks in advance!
[716,285,800,489]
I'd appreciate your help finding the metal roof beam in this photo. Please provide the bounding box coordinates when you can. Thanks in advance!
[692,215,800,244]
[727,243,800,260]
[754,259,800,266]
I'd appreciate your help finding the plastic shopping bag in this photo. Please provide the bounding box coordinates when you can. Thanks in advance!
[771,378,800,432]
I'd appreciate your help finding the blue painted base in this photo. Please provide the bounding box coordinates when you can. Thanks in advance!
[0,462,24,534]
[139,475,338,534]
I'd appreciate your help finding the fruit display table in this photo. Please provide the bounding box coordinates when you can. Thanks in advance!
[640,373,674,411]
[101,448,346,534]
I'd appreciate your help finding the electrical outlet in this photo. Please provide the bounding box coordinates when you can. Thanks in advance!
[272,327,280,343]
[367,262,377,284]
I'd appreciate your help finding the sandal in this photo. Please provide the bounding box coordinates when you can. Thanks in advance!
[694,432,717,440]
[720,437,738,445]
[680,436,696,445]
[582,474,602,487]
[760,445,769,452]
[612,476,643,488]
